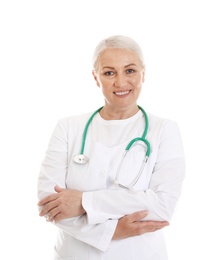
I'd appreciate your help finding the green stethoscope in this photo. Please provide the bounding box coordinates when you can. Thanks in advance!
[73,105,151,189]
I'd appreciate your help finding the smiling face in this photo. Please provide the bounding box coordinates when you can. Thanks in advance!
[92,48,145,119]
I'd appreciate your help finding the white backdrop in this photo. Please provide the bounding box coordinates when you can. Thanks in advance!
[1,0,224,259]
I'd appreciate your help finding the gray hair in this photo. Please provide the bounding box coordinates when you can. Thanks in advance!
[92,35,145,71]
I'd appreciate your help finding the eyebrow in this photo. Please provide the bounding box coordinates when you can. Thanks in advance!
[102,63,137,70]
[125,63,137,68]
[102,66,114,70]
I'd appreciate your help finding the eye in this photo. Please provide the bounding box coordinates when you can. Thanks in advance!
[104,71,114,76]
[126,69,135,74]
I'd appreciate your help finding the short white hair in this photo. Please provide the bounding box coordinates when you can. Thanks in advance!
[92,35,145,71]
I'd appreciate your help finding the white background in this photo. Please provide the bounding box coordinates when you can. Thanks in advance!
[1,0,224,259]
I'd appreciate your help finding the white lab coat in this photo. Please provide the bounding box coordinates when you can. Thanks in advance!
[38,110,185,260]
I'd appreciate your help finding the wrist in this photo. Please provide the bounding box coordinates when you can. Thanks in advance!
[80,192,86,215]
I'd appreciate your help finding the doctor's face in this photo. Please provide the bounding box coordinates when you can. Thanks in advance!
[92,48,145,112]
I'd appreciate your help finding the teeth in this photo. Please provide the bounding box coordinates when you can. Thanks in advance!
[115,91,129,96]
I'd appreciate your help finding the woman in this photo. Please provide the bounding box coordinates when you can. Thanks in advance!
[38,35,185,259]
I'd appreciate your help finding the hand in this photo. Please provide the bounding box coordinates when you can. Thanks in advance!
[38,186,85,222]
[112,210,169,240]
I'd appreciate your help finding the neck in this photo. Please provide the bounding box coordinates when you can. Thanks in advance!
[99,105,140,120]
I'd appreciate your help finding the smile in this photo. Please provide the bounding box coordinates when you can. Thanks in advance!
[114,90,130,96]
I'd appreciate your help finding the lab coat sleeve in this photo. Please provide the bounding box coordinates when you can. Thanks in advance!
[37,119,117,252]
[82,120,185,224]
[56,217,118,252]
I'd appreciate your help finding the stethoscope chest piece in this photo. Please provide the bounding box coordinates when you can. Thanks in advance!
[73,154,89,164]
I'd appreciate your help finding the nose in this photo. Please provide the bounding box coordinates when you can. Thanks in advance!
[114,74,127,88]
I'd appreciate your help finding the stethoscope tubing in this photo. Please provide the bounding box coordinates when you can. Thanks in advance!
[80,106,103,155]
[74,105,151,189]
[80,105,149,156]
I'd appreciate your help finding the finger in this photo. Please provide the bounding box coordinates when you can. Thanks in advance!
[39,200,58,216]
[158,221,169,227]
[154,221,169,228]
[54,185,65,193]
[38,193,58,206]
[151,223,168,231]
[126,210,148,222]
[141,221,169,232]
[53,212,66,223]
[47,206,61,222]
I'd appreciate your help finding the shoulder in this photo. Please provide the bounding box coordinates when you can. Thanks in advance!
[147,113,184,156]
[147,113,177,130]
[55,111,93,132]
[146,112,182,140]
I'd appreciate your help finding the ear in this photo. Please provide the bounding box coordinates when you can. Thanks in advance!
[92,70,100,87]
[142,70,145,83]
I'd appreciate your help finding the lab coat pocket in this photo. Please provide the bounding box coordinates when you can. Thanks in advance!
[125,149,157,191]
[116,143,150,189]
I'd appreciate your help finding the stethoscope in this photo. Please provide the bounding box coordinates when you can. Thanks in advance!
[73,105,151,189]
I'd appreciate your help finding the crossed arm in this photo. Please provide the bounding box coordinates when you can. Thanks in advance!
[38,186,169,240]
[38,118,184,246]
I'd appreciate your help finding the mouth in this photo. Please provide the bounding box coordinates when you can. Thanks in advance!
[113,90,131,96]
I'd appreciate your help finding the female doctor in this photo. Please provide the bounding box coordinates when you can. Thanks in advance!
[38,35,185,260]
